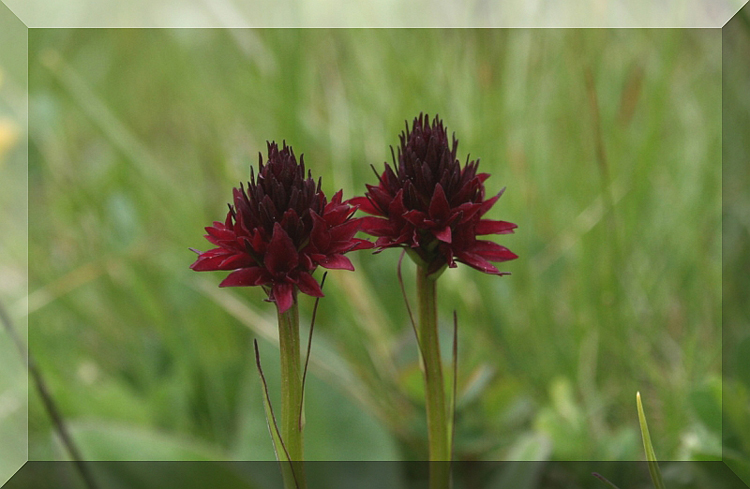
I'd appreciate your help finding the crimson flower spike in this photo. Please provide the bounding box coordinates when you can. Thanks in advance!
[190,141,371,313]
[351,113,517,277]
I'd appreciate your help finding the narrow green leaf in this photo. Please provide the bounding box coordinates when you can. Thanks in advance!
[637,392,666,489]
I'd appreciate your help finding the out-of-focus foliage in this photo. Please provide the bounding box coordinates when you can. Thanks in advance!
[1,0,744,27]
[0,3,29,487]
[23,27,727,485]
[722,5,750,488]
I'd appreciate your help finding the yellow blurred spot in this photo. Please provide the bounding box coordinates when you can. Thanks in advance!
[0,119,20,159]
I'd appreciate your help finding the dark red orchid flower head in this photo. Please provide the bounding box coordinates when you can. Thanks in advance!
[351,114,517,277]
[191,141,371,313]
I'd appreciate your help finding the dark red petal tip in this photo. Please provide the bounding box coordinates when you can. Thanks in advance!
[317,254,355,271]
[297,272,324,298]
[475,219,518,235]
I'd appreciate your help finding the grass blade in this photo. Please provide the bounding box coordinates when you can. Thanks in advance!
[397,250,426,363]
[637,391,666,489]
[254,340,299,489]
[0,299,101,489]
[592,472,622,489]
[298,272,327,432]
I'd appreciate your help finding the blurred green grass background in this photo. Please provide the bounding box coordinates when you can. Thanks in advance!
[0,2,29,484]
[19,27,727,469]
[722,8,750,485]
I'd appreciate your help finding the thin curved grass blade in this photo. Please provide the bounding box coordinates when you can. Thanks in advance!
[397,250,426,362]
[637,391,666,489]
[298,272,327,432]
[254,339,299,489]
[592,472,622,489]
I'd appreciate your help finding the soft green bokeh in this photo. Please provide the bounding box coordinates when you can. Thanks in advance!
[0,2,28,487]
[25,27,724,481]
[1,0,743,27]
[722,7,750,487]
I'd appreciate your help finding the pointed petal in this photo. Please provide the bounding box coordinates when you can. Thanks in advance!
[479,187,506,216]
[218,253,255,270]
[322,194,354,224]
[203,234,226,248]
[476,173,490,183]
[219,267,271,287]
[317,254,355,271]
[376,236,400,248]
[329,189,344,205]
[348,197,381,215]
[358,216,396,237]
[370,186,398,213]
[327,219,360,244]
[455,202,483,223]
[455,251,500,274]
[347,238,374,251]
[279,208,301,230]
[428,183,451,221]
[271,282,295,313]
[475,219,517,235]
[265,223,299,274]
[348,196,380,215]
[439,243,457,268]
[382,163,399,188]
[297,272,324,297]
[191,249,237,271]
[388,189,408,219]
[299,252,314,271]
[403,210,426,226]
[250,229,266,254]
[432,225,452,243]
[310,212,331,251]
[206,224,236,242]
[469,240,518,262]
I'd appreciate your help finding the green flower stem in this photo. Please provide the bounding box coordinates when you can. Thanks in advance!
[417,264,451,488]
[277,294,307,489]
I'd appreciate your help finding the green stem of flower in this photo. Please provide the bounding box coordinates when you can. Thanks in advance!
[277,293,306,489]
[417,264,451,488]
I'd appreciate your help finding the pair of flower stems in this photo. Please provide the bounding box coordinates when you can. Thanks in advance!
[191,114,518,489]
